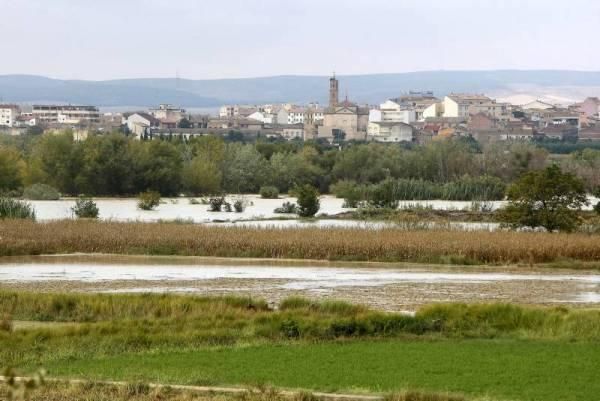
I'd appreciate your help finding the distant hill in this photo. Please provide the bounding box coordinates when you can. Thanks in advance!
[1,70,600,108]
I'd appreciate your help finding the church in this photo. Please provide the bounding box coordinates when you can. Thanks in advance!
[316,75,369,141]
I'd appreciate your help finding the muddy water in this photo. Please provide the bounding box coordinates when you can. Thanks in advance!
[1,255,598,312]
[29,196,508,223]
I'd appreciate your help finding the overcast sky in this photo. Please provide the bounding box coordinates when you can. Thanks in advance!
[2,0,599,80]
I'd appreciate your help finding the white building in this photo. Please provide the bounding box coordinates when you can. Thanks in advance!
[32,105,100,124]
[287,107,305,124]
[443,94,508,119]
[281,124,304,140]
[371,100,416,124]
[247,111,275,124]
[149,104,185,122]
[0,105,20,127]
[367,121,414,142]
[422,102,444,119]
[126,113,159,137]
[218,105,258,118]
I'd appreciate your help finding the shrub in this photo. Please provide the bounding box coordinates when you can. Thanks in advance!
[331,180,363,208]
[137,191,161,211]
[223,201,232,212]
[71,196,99,219]
[0,198,35,220]
[295,184,320,217]
[208,197,225,212]
[22,183,60,200]
[366,178,399,209]
[259,186,280,199]
[274,201,298,214]
[233,199,246,213]
[594,201,600,215]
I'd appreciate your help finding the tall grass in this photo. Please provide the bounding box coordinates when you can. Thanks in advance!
[334,177,506,205]
[2,220,600,264]
[0,198,35,220]
[2,292,599,369]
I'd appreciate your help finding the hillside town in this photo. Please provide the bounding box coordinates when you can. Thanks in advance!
[1,75,600,143]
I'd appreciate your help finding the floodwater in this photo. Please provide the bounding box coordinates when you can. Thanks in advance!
[29,196,507,223]
[1,255,598,311]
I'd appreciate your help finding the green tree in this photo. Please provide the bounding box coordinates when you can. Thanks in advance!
[221,144,269,193]
[27,132,82,195]
[498,165,588,232]
[178,118,191,128]
[75,134,133,195]
[0,146,25,192]
[181,157,222,195]
[130,140,182,195]
[295,184,320,217]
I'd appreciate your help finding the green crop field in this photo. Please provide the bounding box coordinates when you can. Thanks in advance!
[38,340,600,401]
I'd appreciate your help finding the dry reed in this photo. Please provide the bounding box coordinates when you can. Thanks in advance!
[1,220,600,264]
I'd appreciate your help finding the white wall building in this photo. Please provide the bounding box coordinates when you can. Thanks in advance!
[0,105,20,127]
[367,121,414,142]
[443,94,508,119]
[126,113,159,137]
[372,100,416,124]
[247,111,275,124]
[32,105,100,124]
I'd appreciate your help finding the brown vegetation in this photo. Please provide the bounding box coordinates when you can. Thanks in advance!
[1,220,600,264]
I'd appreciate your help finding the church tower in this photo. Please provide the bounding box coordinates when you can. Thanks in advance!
[329,73,339,108]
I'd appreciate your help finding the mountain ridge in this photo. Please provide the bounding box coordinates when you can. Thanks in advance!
[1,70,600,108]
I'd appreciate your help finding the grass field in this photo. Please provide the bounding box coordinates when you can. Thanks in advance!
[2,219,600,265]
[2,292,599,401]
[34,340,600,401]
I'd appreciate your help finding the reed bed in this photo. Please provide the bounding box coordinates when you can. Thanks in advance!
[2,220,600,264]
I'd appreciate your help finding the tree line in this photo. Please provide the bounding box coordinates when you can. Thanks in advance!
[0,131,599,197]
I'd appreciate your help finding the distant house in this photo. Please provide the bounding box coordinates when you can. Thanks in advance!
[578,97,600,118]
[467,113,497,131]
[443,94,508,119]
[371,100,416,124]
[0,104,21,127]
[367,121,414,142]
[126,113,160,137]
[207,117,264,130]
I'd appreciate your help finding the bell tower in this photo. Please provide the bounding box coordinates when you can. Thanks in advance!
[329,73,339,108]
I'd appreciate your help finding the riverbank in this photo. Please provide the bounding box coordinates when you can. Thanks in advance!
[2,220,600,265]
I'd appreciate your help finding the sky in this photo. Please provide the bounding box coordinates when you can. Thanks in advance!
[1,0,599,80]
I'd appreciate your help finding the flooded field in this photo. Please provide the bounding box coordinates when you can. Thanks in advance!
[29,196,507,223]
[1,255,598,311]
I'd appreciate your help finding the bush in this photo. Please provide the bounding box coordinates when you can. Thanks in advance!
[137,191,161,211]
[71,196,99,219]
[274,201,298,214]
[0,198,35,220]
[366,178,399,209]
[295,184,320,217]
[233,199,246,213]
[259,186,280,199]
[22,183,60,200]
[331,180,363,208]
[208,197,226,212]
